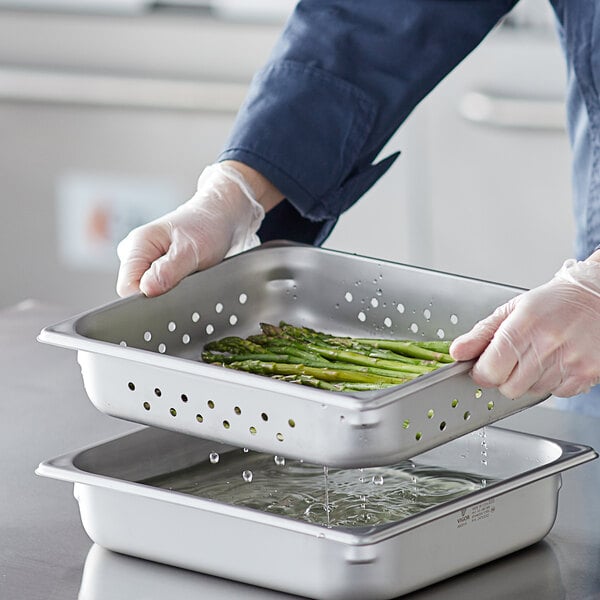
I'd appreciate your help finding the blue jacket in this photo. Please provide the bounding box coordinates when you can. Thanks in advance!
[219,1,600,259]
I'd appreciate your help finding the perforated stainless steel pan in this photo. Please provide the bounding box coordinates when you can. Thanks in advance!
[39,241,544,467]
[36,425,597,600]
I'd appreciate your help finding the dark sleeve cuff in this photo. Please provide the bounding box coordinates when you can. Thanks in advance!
[218,60,392,224]
[255,151,399,246]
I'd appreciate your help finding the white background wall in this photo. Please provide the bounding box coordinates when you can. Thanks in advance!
[0,1,574,312]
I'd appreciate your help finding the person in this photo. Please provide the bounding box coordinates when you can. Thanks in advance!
[116,1,600,411]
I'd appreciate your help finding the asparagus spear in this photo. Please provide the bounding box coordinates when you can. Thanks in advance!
[226,360,409,385]
[203,349,421,380]
[277,322,451,365]
[351,338,454,363]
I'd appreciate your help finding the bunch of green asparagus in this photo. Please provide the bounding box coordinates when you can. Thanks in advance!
[201,322,454,392]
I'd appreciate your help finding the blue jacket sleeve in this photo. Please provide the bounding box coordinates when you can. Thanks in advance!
[219,0,518,244]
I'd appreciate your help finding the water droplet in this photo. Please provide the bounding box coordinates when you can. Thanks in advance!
[209,452,220,464]
[243,447,249,453]
[242,470,253,483]
[376,288,383,296]
[372,474,384,486]
[274,455,286,466]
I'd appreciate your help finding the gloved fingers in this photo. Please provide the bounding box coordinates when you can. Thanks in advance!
[511,363,564,400]
[450,300,515,361]
[468,296,544,390]
[116,222,172,297]
[550,364,600,398]
[494,341,547,400]
[138,227,203,297]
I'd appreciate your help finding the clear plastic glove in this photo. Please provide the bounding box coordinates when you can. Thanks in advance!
[450,258,600,400]
[116,163,265,297]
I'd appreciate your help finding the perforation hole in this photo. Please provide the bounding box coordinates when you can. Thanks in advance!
[397,303,405,314]
[205,324,214,335]
[168,321,177,332]
[215,302,224,314]
[191,312,200,323]
[450,314,459,325]
[344,292,353,302]
[439,421,447,431]
[402,419,410,429]
[410,323,419,334]
[128,382,135,391]
[475,388,483,399]
[223,420,230,429]
[143,331,152,342]
[370,298,379,308]
[288,419,296,428]
[238,293,248,304]
[249,426,257,435]
[207,400,215,409]
[437,328,445,339]
[196,414,204,423]
[423,309,431,320]
[463,411,472,421]
[415,432,422,441]
[170,408,177,417]
[487,401,495,411]
[358,311,366,322]
[143,402,151,411]
[261,412,269,422]
[158,343,167,354]
[229,314,238,326]
[451,399,459,408]
[427,409,434,419]
[384,317,392,328]
[181,394,188,403]
[276,432,284,442]
[182,334,191,344]
[234,406,241,415]
[154,388,162,397]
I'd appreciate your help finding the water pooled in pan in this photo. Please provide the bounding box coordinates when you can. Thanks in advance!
[144,449,490,528]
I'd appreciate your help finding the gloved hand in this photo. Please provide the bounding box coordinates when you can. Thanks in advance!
[116,162,265,297]
[450,258,600,399]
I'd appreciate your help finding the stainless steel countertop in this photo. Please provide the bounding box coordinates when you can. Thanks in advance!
[2,301,599,600]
